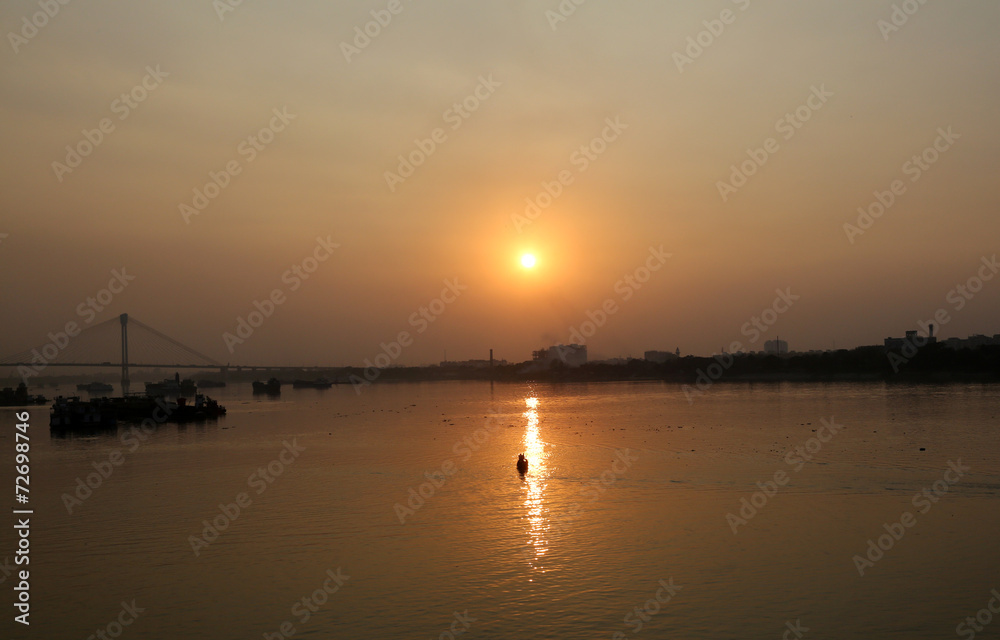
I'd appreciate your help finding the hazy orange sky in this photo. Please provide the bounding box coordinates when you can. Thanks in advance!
[1,0,998,367]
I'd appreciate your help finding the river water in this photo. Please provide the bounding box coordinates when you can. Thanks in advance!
[2,381,998,639]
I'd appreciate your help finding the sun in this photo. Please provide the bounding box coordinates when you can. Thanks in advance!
[520,253,537,269]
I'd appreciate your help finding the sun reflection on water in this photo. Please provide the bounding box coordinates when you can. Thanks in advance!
[521,395,549,569]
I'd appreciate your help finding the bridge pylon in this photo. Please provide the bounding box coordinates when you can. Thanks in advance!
[120,313,130,395]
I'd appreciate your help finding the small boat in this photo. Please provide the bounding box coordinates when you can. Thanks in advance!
[516,453,528,474]
[145,373,197,397]
[106,394,227,423]
[0,383,47,407]
[50,396,117,430]
[252,378,281,395]
[173,394,228,422]
[76,381,114,393]
[292,378,333,389]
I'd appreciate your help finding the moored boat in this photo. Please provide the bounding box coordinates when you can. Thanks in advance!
[50,396,117,430]
[145,373,197,397]
[50,393,227,431]
[173,394,228,422]
[292,378,333,389]
[252,378,281,395]
[0,383,47,407]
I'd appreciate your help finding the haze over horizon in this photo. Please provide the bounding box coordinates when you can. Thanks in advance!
[2,0,999,367]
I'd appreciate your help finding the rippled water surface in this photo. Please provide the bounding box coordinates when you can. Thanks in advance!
[3,381,999,639]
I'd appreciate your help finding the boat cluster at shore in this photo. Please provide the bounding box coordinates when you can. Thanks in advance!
[3,373,344,432]
[50,393,227,431]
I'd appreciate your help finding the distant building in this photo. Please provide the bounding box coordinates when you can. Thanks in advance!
[943,334,1000,350]
[764,339,789,355]
[439,359,506,368]
[645,350,680,363]
[532,344,587,367]
[884,326,937,351]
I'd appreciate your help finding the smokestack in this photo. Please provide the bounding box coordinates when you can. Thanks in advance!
[929,324,935,338]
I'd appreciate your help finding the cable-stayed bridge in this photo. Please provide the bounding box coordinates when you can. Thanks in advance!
[0,313,296,393]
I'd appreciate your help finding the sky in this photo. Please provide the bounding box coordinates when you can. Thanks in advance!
[1,0,998,367]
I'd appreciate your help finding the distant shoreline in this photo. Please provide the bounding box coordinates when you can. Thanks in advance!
[6,345,998,389]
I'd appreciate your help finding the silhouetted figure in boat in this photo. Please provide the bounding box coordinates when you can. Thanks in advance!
[516,453,528,475]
